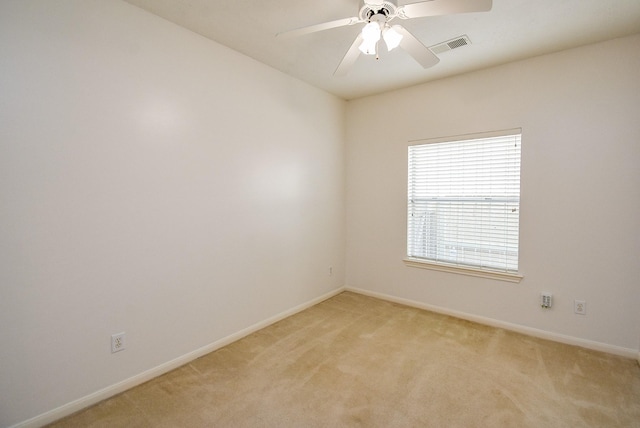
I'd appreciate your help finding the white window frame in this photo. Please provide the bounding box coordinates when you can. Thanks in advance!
[404,129,523,283]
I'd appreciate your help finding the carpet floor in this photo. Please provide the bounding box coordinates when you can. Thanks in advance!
[48,292,640,427]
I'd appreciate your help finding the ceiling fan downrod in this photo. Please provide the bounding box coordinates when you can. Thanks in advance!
[358,0,398,21]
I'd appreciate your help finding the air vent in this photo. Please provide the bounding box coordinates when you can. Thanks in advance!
[430,35,471,55]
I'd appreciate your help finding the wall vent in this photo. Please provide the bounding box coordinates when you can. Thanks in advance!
[430,35,471,55]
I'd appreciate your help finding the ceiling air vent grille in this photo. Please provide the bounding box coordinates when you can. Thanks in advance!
[430,35,471,55]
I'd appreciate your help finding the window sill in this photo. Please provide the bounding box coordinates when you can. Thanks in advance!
[403,258,523,283]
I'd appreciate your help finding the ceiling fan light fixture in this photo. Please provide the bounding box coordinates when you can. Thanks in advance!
[358,40,377,55]
[359,21,381,55]
[383,26,403,51]
[278,0,493,76]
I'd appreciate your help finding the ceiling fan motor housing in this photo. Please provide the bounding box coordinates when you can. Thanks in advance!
[359,0,398,21]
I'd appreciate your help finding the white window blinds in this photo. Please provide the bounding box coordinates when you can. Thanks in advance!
[407,130,522,272]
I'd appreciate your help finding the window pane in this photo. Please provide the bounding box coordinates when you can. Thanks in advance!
[408,132,521,272]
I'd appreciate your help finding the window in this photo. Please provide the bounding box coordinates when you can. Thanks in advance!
[406,129,522,281]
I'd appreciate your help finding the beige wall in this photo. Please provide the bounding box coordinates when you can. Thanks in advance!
[346,34,640,354]
[0,1,345,426]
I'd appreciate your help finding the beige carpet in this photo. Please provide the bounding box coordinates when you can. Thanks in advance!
[48,292,640,427]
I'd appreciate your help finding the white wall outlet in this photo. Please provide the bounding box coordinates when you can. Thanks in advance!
[111,332,126,353]
[540,292,552,309]
[574,300,586,315]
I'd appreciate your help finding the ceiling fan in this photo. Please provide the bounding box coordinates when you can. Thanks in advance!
[277,0,492,76]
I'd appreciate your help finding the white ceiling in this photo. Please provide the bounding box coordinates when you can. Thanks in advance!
[123,0,640,100]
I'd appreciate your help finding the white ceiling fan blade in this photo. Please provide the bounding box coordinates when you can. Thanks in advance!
[276,17,361,39]
[334,33,364,76]
[399,0,492,19]
[394,25,440,69]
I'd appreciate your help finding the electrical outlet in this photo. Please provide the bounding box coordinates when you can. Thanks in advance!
[329,266,333,276]
[574,300,586,315]
[111,332,126,353]
[540,292,552,309]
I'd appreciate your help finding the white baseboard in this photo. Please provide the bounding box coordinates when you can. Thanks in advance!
[12,287,345,428]
[345,286,639,360]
